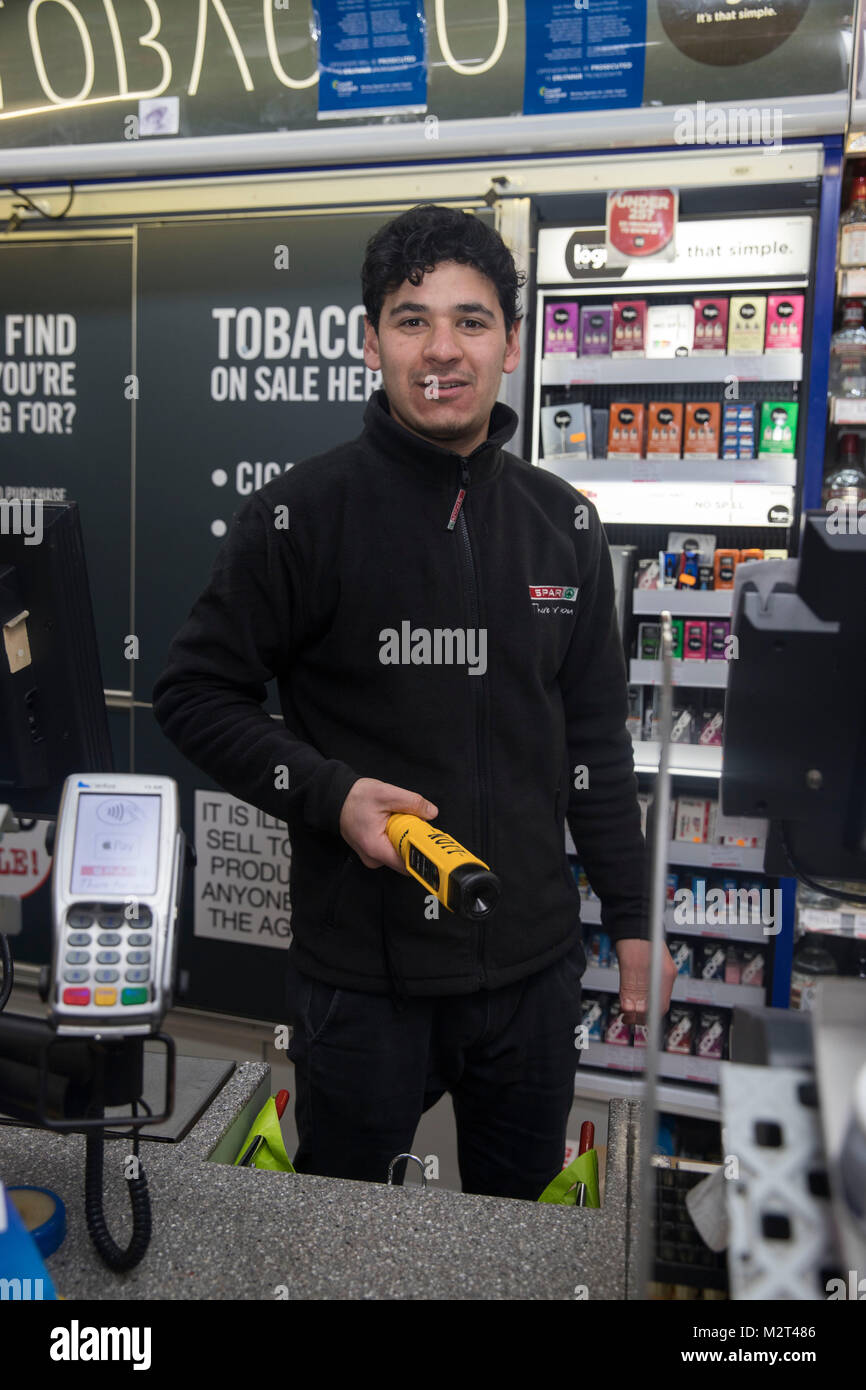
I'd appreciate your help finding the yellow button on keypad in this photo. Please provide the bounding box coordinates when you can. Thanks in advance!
[94,988,117,1006]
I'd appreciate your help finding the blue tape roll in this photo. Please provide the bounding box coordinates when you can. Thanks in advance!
[7,1186,66,1258]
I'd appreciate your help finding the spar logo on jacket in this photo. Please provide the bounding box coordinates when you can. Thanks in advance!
[529,584,578,615]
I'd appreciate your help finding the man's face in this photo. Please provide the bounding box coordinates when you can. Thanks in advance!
[363,259,521,457]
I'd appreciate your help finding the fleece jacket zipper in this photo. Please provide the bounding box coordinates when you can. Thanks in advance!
[449,457,488,986]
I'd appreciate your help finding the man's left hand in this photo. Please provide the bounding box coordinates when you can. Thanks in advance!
[616,937,677,1026]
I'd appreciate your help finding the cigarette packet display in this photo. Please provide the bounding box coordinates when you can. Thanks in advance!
[692,297,728,353]
[758,401,798,456]
[646,401,683,456]
[698,942,727,981]
[581,994,607,1041]
[646,303,694,357]
[587,931,612,967]
[608,402,644,456]
[611,299,646,356]
[665,1006,694,1055]
[727,295,767,354]
[683,402,720,457]
[698,710,724,744]
[670,708,695,743]
[765,293,804,352]
[696,1009,726,1059]
[637,558,660,589]
[675,797,711,843]
[579,304,612,356]
[668,939,694,977]
[604,1000,632,1045]
[740,948,765,988]
[540,404,590,459]
[544,302,579,356]
[724,946,741,984]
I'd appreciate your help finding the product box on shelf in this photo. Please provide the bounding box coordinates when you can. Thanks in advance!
[722,402,755,460]
[692,297,728,353]
[758,401,798,456]
[605,1000,632,1046]
[675,797,716,844]
[646,401,683,455]
[544,302,579,356]
[611,299,647,356]
[668,940,694,977]
[665,1006,695,1054]
[727,295,767,353]
[646,303,694,357]
[695,1009,726,1059]
[608,402,645,456]
[683,402,720,457]
[579,304,612,356]
[540,403,591,458]
[764,294,804,352]
[683,619,708,660]
[707,619,730,659]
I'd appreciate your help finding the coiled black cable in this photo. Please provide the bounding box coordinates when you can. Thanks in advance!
[83,1105,152,1272]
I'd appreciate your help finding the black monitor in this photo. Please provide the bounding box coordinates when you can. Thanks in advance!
[721,512,866,880]
[0,501,113,818]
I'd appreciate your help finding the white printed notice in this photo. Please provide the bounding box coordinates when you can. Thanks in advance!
[194,791,291,948]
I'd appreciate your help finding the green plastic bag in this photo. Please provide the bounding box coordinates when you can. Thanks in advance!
[233,1097,296,1173]
[537,1149,600,1207]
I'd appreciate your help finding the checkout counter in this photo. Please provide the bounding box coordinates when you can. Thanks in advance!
[1,1060,642,1300]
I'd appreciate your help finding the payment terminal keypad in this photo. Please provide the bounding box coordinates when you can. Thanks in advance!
[60,902,154,1009]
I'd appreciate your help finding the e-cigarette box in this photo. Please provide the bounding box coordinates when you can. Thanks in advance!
[646,401,683,456]
[611,299,646,356]
[683,402,720,457]
[683,619,708,660]
[692,297,728,353]
[579,304,612,356]
[765,294,804,352]
[544,301,579,356]
[728,296,767,354]
[608,402,645,456]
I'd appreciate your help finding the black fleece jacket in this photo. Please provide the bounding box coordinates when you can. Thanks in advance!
[152,387,648,995]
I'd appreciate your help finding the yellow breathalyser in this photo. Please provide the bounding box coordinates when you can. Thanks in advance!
[386,814,501,920]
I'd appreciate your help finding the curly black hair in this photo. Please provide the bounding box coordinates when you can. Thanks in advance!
[361,203,525,336]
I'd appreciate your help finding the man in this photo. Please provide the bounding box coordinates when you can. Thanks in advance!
[152,203,676,1199]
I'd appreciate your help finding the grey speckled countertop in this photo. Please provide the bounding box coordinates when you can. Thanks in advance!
[1,1062,644,1300]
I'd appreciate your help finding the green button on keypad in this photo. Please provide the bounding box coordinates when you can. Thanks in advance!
[121,987,149,1006]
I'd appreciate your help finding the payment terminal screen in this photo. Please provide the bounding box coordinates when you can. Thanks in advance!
[70,793,161,897]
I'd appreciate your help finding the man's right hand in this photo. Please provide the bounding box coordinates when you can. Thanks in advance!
[339,778,439,873]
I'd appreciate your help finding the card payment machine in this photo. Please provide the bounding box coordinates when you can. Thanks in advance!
[49,774,185,1037]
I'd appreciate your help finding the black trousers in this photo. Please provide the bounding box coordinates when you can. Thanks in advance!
[284,938,585,1200]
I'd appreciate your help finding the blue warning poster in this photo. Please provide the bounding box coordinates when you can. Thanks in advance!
[314,0,427,118]
[524,0,647,116]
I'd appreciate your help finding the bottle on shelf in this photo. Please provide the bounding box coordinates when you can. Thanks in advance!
[840,172,866,268]
[828,299,866,398]
[822,431,866,507]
